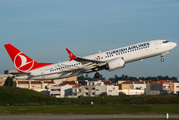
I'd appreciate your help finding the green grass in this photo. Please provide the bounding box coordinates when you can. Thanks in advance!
[0,86,179,106]
[0,86,61,105]
[1,87,179,116]
[0,104,179,115]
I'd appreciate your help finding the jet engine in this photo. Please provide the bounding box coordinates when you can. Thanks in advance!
[106,57,125,71]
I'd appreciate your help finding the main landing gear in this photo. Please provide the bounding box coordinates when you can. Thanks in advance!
[94,72,100,78]
[161,55,164,62]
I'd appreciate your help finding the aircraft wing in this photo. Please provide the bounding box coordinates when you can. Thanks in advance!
[74,57,105,64]
[66,48,107,72]
[74,57,107,72]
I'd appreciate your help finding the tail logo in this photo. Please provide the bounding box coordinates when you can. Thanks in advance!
[14,52,34,72]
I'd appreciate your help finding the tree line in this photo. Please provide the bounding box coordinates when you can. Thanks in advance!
[4,74,178,86]
[78,74,178,83]
[109,74,178,83]
[77,74,106,81]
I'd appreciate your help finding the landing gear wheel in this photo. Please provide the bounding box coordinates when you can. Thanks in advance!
[161,58,164,62]
[95,72,100,78]
[160,54,164,62]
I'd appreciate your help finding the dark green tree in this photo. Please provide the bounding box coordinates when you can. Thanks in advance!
[139,77,145,80]
[119,92,126,96]
[171,77,177,81]
[77,75,85,80]
[157,75,162,80]
[100,92,107,96]
[164,75,169,80]
[4,77,13,86]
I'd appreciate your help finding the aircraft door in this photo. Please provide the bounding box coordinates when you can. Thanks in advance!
[155,42,159,49]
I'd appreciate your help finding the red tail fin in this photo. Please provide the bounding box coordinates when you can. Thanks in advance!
[4,44,53,73]
[66,48,76,61]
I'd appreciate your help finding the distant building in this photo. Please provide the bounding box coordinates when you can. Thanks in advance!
[0,74,16,86]
[174,83,179,94]
[117,81,126,85]
[66,76,77,81]
[30,81,42,89]
[41,80,56,90]
[15,80,55,94]
[62,81,78,87]
[119,81,145,90]
[72,84,82,97]
[4,70,18,74]
[106,86,119,96]
[118,81,145,95]
[144,80,177,95]
[145,83,162,95]
[95,86,106,96]
[71,80,118,97]
[78,80,87,86]
[83,85,96,97]
[16,81,29,88]
[87,80,113,86]
[50,84,72,98]
[150,80,176,93]
[0,74,9,86]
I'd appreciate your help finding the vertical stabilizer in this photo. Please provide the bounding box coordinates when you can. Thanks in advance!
[4,44,53,73]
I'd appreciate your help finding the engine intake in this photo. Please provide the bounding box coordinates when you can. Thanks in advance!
[106,57,125,71]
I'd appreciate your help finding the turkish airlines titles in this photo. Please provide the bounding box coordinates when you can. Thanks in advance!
[106,42,150,55]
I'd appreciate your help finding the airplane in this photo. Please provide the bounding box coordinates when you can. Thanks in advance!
[4,39,177,80]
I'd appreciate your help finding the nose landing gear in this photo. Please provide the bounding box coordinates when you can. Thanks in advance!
[161,58,164,62]
[161,55,164,62]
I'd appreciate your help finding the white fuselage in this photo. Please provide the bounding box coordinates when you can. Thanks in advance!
[16,40,177,80]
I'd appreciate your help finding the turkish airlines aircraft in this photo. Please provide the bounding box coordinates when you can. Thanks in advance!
[4,40,177,80]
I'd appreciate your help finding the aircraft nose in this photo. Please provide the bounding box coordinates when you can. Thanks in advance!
[170,42,177,49]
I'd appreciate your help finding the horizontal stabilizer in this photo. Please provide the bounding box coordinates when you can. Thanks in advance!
[10,72,30,76]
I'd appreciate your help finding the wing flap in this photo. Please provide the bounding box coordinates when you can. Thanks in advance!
[75,57,106,65]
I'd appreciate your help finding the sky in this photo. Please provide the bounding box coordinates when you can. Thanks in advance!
[0,0,179,80]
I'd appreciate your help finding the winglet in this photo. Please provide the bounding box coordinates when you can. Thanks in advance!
[66,48,76,61]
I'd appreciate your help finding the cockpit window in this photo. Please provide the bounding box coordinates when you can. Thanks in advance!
[163,41,169,43]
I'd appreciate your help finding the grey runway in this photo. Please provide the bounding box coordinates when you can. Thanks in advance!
[1,115,179,119]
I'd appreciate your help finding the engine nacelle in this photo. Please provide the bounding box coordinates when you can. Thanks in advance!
[106,57,125,71]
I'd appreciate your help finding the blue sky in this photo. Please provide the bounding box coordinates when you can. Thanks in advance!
[0,0,179,79]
